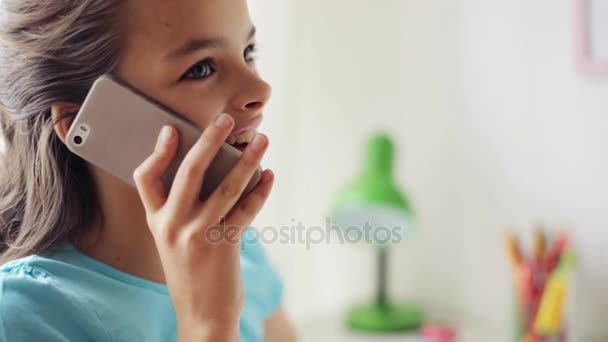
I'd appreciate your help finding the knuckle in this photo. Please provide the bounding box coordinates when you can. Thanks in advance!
[238,199,259,217]
[159,227,178,246]
[240,155,258,170]
[218,182,239,199]
[180,227,207,248]
[151,149,165,159]
[155,218,180,245]
[181,162,203,182]
[132,165,148,183]
[202,126,226,145]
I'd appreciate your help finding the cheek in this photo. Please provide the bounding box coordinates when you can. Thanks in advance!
[176,87,227,129]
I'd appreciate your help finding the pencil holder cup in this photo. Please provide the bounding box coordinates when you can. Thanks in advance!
[505,231,574,342]
[512,277,567,342]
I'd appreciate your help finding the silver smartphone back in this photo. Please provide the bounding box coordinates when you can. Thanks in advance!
[65,74,262,201]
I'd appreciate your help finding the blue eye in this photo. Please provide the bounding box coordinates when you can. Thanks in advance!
[182,59,215,80]
[244,44,257,62]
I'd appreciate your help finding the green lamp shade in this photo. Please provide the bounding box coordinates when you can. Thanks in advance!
[331,134,413,246]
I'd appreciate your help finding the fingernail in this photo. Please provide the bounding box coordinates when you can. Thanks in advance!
[216,113,232,128]
[251,134,267,152]
[160,126,173,144]
[263,170,274,183]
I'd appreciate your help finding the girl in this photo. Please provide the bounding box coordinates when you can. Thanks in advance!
[0,0,297,341]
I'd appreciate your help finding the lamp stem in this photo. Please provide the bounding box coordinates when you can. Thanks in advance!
[377,247,388,308]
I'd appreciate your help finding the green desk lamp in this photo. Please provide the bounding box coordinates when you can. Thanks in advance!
[331,133,424,332]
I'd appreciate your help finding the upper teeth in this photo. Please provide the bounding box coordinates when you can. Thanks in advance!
[226,130,256,145]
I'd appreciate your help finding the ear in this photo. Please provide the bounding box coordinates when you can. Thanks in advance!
[50,101,81,144]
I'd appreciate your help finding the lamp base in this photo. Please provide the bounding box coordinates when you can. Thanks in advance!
[347,302,424,332]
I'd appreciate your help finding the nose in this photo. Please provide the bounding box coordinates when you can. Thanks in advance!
[231,68,272,114]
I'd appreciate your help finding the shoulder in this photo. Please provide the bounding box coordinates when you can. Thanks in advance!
[240,228,284,318]
[0,257,111,341]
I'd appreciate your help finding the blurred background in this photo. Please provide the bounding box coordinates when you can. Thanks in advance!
[248,0,608,341]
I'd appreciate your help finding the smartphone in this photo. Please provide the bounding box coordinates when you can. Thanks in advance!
[65,74,262,201]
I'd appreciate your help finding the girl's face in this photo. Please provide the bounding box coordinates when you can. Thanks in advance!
[116,0,271,148]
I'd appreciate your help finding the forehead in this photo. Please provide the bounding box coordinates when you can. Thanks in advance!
[128,0,252,50]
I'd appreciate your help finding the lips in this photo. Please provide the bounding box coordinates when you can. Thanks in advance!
[226,129,256,146]
[224,115,263,151]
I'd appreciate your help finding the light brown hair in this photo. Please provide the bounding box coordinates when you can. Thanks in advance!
[0,0,128,263]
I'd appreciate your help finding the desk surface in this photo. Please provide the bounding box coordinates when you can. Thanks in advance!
[296,313,508,342]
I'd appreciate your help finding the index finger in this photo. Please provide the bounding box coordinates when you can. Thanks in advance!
[166,113,234,210]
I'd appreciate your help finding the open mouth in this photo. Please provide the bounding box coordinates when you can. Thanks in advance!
[225,129,256,152]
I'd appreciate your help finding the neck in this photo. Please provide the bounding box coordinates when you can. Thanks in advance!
[74,167,165,284]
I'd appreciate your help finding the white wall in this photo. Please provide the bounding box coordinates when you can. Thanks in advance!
[248,1,608,340]
[252,0,468,323]
[457,0,608,339]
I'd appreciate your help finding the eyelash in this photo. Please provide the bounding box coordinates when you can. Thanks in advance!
[244,44,258,62]
[181,44,258,81]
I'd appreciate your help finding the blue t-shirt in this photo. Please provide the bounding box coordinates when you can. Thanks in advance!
[0,230,283,342]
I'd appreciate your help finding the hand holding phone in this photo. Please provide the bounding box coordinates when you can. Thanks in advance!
[134,109,275,339]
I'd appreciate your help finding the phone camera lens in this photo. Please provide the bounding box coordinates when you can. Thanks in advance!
[74,136,83,145]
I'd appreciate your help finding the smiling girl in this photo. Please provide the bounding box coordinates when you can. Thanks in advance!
[0,0,297,341]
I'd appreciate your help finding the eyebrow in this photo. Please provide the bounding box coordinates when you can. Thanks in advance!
[166,26,257,61]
